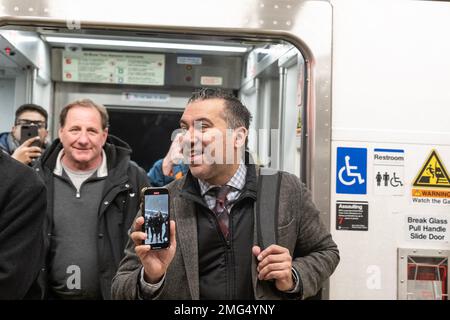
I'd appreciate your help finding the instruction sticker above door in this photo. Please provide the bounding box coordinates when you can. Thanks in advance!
[62,51,165,86]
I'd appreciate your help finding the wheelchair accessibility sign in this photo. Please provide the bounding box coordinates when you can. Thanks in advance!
[336,147,367,194]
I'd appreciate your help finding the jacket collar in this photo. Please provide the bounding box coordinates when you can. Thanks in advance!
[39,135,131,182]
[0,132,19,154]
[53,149,108,177]
[180,161,258,205]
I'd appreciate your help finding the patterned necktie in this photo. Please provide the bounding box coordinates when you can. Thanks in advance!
[212,185,232,239]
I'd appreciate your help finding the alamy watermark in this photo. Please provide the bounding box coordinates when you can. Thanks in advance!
[167,123,282,167]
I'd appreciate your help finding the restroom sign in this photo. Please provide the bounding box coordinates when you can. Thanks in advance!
[373,148,405,196]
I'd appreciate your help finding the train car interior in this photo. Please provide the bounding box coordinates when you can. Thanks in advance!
[0,25,304,177]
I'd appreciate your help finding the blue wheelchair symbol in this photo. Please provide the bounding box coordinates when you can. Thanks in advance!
[336,147,367,194]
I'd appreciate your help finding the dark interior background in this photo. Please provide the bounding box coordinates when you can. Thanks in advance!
[107,108,183,172]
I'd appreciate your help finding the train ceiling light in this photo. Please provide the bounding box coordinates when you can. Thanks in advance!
[42,36,249,53]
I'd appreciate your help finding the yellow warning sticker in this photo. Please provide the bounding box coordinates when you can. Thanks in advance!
[413,150,450,188]
[412,189,450,198]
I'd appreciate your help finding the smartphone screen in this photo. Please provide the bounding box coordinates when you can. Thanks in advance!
[142,187,170,249]
[20,125,40,147]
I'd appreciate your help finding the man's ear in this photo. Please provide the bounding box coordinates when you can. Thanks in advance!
[234,127,248,148]
[102,127,109,146]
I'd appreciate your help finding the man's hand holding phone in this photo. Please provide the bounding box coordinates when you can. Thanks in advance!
[131,217,176,284]
[12,136,42,165]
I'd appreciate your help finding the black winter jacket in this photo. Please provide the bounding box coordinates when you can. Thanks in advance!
[0,150,46,299]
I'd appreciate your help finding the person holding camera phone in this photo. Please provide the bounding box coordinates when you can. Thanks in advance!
[34,99,149,300]
[112,88,339,300]
[0,104,49,166]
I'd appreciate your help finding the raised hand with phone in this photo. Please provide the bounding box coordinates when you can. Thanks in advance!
[129,187,176,284]
[131,215,176,284]
[0,104,49,165]
[12,135,43,165]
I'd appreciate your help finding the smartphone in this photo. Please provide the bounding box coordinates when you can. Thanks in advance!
[141,187,170,249]
[20,125,40,147]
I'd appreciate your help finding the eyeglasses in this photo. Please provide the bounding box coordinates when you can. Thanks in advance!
[16,119,47,129]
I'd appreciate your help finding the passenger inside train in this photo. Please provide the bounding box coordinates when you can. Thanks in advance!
[112,88,339,300]
[34,99,149,299]
[0,104,49,165]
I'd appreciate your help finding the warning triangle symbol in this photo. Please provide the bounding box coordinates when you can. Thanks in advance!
[413,150,450,188]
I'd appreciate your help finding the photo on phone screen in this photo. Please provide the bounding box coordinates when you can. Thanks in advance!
[20,125,40,147]
[143,188,170,249]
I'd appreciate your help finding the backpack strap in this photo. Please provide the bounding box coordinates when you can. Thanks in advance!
[255,167,282,250]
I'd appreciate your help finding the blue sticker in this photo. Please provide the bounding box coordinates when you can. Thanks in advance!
[336,147,367,194]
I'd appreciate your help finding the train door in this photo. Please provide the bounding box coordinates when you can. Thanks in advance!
[240,44,302,178]
[44,32,304,178]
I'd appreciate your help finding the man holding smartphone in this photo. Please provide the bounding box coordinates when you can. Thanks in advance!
[34,99,149,299]
[0,103,49,165]
[112,88,340,300]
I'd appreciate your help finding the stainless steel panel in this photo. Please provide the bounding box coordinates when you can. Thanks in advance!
[0,30,51,82]
[398,248,450,300]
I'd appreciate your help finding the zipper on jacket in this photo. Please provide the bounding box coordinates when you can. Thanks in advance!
[74,175,108,199]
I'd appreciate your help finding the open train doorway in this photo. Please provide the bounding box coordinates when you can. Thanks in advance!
[106,107,183,172]
[43,30,305,181]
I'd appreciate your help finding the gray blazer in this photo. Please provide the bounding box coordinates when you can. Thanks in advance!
[111,171,339,300]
